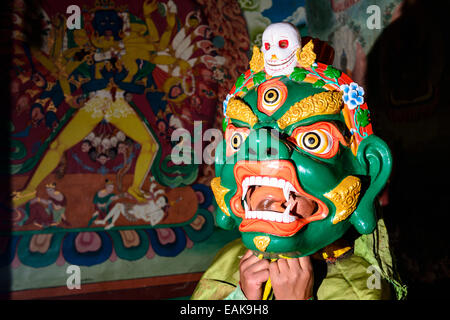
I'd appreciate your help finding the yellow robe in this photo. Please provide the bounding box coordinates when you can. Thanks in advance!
[191,218,407,300]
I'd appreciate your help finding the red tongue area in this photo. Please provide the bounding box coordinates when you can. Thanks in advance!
[246,186,318,218]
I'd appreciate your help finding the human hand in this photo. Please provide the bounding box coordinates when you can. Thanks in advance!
[239,250,270,300]
[269,256,314,300]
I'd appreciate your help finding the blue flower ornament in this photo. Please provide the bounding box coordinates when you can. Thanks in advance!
[340,82,365,110]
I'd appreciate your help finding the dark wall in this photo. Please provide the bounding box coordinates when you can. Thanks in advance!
[367,0,450,299]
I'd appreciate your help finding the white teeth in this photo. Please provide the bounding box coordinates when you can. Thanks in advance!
[241,176,300,224]
[269,177,278,187]
[244,201,249,217]
[243,208,296,224]
[282,203,291,223]
[275,211,282,222]
[242,176,295,190]
[242,177,249,200]
[241,203,298,224]
[283,184,290,202]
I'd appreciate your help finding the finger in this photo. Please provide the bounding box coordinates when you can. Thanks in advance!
[240,251,260,270]
[286,256,302,270]
[240,250,256,266]
[247,258,270,274]
[252,269,270,284]
[277,258,290,274]
[242,249,253,260]
[298,256,313,272]
[268,260,280,275]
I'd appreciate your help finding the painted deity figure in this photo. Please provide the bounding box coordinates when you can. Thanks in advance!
[192,23,405,300]
[94,177,168,229]
[28,182,67,227]
[94,196,167,230]
[11,2,176,207]
[90,179,120,223]
[12,0,210,208]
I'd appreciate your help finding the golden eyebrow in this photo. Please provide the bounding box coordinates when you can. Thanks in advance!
[277,91,343,130]
[226,98,258,127]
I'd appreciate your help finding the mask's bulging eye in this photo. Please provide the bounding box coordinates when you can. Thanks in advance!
[261,87,284,113]
[264,42,270,50]
[263,88,281,106]
[231,132,243,150]
[303,132,320,149]
[225,124,250,157]
[279,39,289,48]
[297,130,332,155]
[290,122,347,159]
[257,79,288,116]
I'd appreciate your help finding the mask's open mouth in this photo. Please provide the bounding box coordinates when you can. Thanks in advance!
[244,184,318,223]
[230,160,328,237]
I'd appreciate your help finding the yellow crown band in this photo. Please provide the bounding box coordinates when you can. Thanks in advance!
[277,91,343,130]
[226,98,258,128]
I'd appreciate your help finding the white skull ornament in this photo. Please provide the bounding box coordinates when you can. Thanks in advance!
[261,23,301,76]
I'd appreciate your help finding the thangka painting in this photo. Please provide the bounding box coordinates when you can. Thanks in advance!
[2,0,249,297]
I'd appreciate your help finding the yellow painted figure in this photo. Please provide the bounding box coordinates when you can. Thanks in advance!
[11,0,200,207]
[13,88,158,207]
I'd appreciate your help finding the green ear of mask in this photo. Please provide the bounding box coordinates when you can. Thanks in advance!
[350,135,393,234]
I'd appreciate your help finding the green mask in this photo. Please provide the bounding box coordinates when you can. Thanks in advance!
[211,28,392,259]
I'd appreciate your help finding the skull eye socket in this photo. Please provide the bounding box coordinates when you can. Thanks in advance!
[279,39,289,48]
[264,42,270,50]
